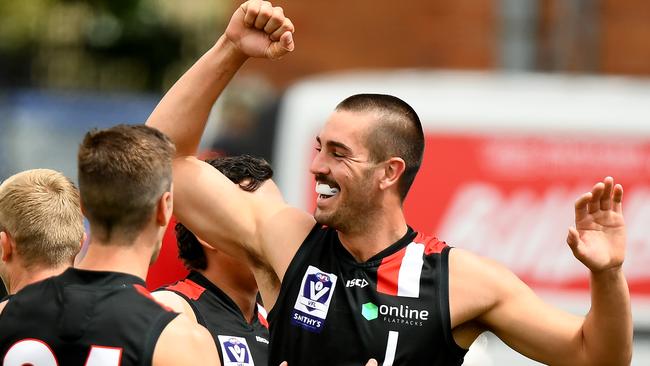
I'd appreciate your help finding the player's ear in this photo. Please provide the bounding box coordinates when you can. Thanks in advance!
[0,231,13,262]
[156,189,173,228]
[378,157,406,191]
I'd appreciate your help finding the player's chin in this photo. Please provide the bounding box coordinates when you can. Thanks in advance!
[314,209,334,226]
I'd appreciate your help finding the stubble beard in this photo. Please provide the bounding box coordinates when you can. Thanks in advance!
[314,175,379,234]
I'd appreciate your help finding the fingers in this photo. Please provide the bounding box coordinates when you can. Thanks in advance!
[365,359,378,366]
[574,191,591,221]
[254,1,275,29]
[242,1,294,39]
[583,177,624,214]
[280,31,294,51]
[279,362,288,366]
[613,183,623,213]
[599,176,614,210]
[243,0,262,27]
[270,17,295,42]
[263,6,285,34]
[587,182,604,214]
[265,31,294,59]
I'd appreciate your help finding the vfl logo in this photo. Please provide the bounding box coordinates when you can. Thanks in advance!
[291,265,338,333]
[306,272,332,306]
[345,278,369,288]
[217,336,254,366]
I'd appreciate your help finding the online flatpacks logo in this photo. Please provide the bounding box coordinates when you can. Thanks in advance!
[361,302,429,327]
[291,265,338,333]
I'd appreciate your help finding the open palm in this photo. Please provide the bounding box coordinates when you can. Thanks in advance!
[567,177,626,273]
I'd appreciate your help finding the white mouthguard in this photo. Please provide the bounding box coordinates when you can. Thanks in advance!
[315,183,340,196]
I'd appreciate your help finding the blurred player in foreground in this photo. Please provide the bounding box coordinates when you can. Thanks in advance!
[0,125,220,365]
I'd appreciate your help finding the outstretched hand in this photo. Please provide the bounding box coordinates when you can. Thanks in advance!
[567,176,626,273]
[225,0,295,59]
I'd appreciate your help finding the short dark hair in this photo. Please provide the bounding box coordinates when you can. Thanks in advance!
[336,94,424,200]
[78,124,175,243]
[176,155,273,270]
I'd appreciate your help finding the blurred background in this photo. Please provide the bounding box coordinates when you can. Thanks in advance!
[1,0,649,364]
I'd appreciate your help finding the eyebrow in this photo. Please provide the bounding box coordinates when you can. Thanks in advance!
[315,136,353,153]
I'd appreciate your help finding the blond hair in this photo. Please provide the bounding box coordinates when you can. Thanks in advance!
[0,169,84,268]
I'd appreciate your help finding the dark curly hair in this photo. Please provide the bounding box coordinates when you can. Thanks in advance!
[176,155,273,270]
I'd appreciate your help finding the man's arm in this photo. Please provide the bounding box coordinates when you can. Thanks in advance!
[153,315,221,366]
[147,0,294,156]
[147,1,313,280]
[171,158,314,282]
[451,177,632,366]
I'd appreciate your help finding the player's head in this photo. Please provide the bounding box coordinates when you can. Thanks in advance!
[310,94,424,232]
[176,155,272,278]
[0,169,84,293]
[77,124,175,262]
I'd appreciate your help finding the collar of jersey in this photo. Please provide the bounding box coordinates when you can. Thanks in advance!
[60,267,146,287]
[187,271,260,325]
[334,226,417,268]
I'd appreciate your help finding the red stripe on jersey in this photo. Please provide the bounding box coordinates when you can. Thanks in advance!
[257,312,269,329]
[376,246,408,296]
[134,284,174,312]
[257,304,269,329]
[165,279,205,301]
[415,233,447,255]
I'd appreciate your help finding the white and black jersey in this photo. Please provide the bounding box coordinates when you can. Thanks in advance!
[268,225,467,366]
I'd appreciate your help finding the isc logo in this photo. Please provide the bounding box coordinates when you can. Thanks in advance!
[345,278,369,288]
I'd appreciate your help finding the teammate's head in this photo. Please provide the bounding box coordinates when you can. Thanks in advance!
[310,94,423,232]
[176,155,273,271]
[77,124,175,254]
[0,169,84,293]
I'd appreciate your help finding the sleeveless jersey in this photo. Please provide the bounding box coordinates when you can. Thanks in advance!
[268,225,467,366]
[0,268,178,366]
[158,271,269,366]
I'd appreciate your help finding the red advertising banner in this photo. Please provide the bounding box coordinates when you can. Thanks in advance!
[404,133,650,296]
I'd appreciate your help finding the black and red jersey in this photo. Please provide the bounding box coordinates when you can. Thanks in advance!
[268,225,467,366]
[158,271,269,366]
[0,268,177,366]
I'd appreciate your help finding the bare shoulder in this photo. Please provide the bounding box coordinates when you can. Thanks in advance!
[151,290,197,323]
[153,314,220,366]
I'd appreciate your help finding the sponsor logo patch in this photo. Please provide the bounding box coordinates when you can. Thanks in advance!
[217,336,254,366]
[361,302,429,327]
[291,265,337,333]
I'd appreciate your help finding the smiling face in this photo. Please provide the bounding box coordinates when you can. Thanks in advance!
[310,110,385,232]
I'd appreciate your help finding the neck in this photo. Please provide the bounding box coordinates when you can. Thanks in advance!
[76,233,156,281]
[199,259,258,323]
[338,206,408,262]
[9,263,70,294]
